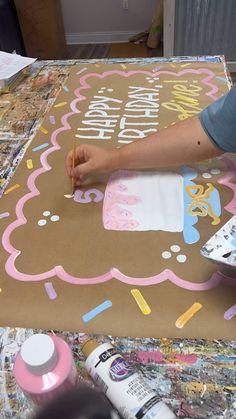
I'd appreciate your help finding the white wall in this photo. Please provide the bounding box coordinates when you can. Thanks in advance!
[60,0,157,44]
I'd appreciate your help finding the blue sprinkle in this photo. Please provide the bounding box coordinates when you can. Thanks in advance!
[63,85,69,92]
[32,143,49,152]
[82,300,112,323]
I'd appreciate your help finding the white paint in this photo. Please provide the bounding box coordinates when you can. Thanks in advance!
[51,215,60,222]
[170,244,180,252]
[104,171,184,232]
[38,219,47,226]
[176,254,187,263]
[162,251,172,259]
[202,172,212,179]
[43,211,51,217]
[210,168,221,175]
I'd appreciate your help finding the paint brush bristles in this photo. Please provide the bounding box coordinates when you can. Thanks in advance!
[71,129,77,195]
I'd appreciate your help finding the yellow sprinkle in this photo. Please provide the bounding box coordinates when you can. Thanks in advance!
[4,184,20,195]
[39,126,48,134]
[95,64,100,68]
[181,63,191,67]
[26,159,33,169]
[64,194,74,199]
[131,289,151,315]
[121,64,127,69]
[54,101,68,108]
[175,302,202,329]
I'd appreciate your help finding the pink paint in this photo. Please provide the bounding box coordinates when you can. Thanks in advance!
[103,171,141,230]
[224,304,236,320]
[74,188,104,203]
[1,67,225,288]
[14,334,77,406]
[173,354,198,364]
[137,351,164,364]
[217,156,236,214]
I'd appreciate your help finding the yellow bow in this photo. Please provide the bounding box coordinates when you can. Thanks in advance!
[185,183,220,225]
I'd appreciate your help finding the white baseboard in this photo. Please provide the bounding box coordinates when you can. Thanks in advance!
[66,30,142,44]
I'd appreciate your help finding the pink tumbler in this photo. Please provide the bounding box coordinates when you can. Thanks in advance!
[14,333,77,405]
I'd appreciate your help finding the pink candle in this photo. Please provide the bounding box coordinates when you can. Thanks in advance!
[14,333,77,406]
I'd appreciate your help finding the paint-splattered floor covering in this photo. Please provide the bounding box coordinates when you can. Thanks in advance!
[0,57,235,418]
[0,328,235,418]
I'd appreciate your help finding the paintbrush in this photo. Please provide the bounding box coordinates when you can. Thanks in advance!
[71,129,77,195]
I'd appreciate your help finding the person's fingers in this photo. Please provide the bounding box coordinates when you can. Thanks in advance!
[66,150,73,177]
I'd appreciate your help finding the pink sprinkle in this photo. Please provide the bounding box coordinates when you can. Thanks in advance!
[44,282,57,300]
[49,115,56,124]
[0,212,10,219]
[224,304,236,320]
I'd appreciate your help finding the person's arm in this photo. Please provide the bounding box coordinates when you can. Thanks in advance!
[66,115,222,185]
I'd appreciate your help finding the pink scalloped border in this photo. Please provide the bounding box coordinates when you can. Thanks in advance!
[3,67,235,290]
[217,155,236,214]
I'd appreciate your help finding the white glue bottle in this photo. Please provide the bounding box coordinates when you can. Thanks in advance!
[81,339,175,419]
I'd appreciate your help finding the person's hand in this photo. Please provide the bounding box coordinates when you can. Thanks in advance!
[66,144,119,185]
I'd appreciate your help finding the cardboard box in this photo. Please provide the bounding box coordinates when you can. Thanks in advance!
[14,0,67,59]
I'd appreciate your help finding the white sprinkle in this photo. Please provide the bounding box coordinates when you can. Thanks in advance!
[162,251,172,259]
[202,172,212,179]
[107,88,113,92]
[43,211,51,217]
[210,168,221,175]
[51,215,60,222]
[177,254,187,263]
[38,219,47,226]
[170,244,181,253]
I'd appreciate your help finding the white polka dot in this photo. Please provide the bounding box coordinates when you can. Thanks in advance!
[38,219,47,226]
[98,90,103,93]
[154,77,159,80]
[210,168,221,175]
[50,215,60,222]
[202,172,212,179]
[162,251,172,259]
[198,165,207,171]
[107,88,113,92]
[148,80,155,83]
[170,244,181,252]
[43,211,51,217]
[177,254,187,263]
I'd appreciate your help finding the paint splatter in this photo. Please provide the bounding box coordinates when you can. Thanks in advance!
[44,282,57,300]
[26,159,33,169]
[32,143,49,152]
[0,212,10,219]
[49,115,56,124]
[4,184,20,195]
[54,101,67,108]
[224,304,236,320]
[82,300,112,323]
[131,289,151,315]
[39,126,48,134]
[175,303,203,328]
[43,211,51,217]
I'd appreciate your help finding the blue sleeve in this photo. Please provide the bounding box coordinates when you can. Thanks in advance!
[199,84,236,152]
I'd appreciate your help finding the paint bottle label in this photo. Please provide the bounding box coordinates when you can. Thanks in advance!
[82,341,175,419]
